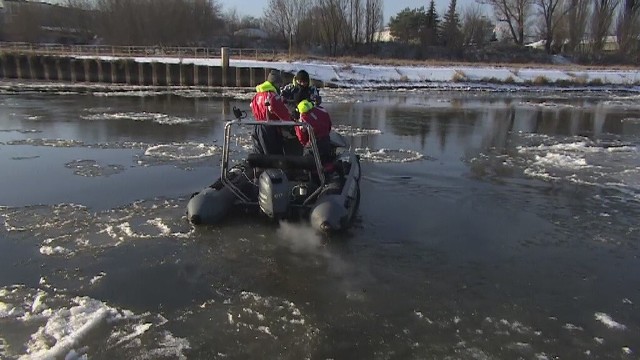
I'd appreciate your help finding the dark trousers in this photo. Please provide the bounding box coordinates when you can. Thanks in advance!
[252,125,284,155]
[303,136,332,164]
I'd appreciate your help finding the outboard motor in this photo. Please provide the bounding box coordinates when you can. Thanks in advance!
[258,169,290,218]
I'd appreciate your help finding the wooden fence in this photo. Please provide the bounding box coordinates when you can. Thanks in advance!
[0,42,287,60]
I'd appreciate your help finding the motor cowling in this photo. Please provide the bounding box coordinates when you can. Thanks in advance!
[258,169,290,218]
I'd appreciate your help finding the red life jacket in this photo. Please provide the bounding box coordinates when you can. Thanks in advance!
[295,106,332,146]
[250,81,291,121]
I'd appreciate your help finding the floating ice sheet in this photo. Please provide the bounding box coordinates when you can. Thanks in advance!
[1,199,193,259]
[356,147,425,163]
[0,286,189,360]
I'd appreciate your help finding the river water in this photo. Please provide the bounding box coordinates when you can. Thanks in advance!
[0,82,639,359]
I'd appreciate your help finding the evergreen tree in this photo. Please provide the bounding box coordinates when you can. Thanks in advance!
[421,0,440,45]
[389,7,428,44]
[440,0,462,48]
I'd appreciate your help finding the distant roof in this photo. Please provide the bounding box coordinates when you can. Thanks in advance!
[233,28,269,39]
[525,40,546,49]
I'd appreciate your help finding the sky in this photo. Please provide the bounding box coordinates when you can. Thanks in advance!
[219,0,482,23]
[41,0,484,24]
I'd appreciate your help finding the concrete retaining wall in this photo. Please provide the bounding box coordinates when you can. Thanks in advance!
[0,54,293,87]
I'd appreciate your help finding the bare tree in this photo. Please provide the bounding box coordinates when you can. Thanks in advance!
[616,0,640,57]
[91,0,223,46]
[479,0,533,45]
[3,3,47,42]
[263,0,309,49]
[316,0,350,56]
[592,0,620,53]
[563,0,591,53]
[535,0,576,53]
[222,7,241,34]
[350,0,364,46]
[296,7,320,46]
[61,0,96,35]
[461,4,494,46]
[364,0,383,44]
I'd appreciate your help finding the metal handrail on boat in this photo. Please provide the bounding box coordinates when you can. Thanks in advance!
[220,120,326,206]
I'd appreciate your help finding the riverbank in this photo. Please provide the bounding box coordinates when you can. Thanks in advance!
[91,55,640,88]
[1,52,639,89]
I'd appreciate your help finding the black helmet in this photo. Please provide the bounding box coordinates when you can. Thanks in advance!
[267,70,282,86]
[295,70,310,84]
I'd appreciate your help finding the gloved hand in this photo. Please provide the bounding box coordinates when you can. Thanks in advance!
[291,109,300,121]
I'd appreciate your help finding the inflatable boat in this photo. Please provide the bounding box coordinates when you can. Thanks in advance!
[187,109,361,233]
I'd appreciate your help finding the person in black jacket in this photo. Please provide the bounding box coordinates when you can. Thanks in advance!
[281,70,322,114]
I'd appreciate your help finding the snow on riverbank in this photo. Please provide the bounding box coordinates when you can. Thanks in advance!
[79,55,640,88]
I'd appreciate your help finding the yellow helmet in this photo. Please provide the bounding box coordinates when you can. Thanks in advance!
[297,99,314,114]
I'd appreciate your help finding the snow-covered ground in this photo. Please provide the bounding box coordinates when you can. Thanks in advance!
[79,55,640,88]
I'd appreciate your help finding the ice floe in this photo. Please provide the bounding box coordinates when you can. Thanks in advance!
[0,286,189,360]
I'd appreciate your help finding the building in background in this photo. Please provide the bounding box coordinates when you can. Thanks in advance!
[374,27,394,42]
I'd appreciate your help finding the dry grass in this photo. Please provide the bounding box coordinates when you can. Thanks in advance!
[555,79,578,86]
[275,52,637,71]
[263,51,638,86]
[565,72,588,84]
[588,78,604,85]
[532,75,550,85]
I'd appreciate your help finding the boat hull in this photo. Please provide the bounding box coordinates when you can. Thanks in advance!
[187,186,236,225]
[187,155,360,232]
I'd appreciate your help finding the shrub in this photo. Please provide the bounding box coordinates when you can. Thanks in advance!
[588,78,603,86]
[565,72,587,84]
[480,77,504,84]
[554,79,577,86]
[532,75,549,85]
[452,70,467,82]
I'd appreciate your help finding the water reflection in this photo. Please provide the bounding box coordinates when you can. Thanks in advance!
[331,93,639,157]
[323,93,640,201]
[1,89,640,359]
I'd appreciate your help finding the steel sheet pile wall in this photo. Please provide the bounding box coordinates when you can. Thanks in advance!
[0,54,292,87]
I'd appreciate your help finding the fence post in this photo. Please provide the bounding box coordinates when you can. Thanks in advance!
[221,47,229,87]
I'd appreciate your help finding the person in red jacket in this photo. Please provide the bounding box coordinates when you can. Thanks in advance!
[295,99,333,163]
[249,70,292,154]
